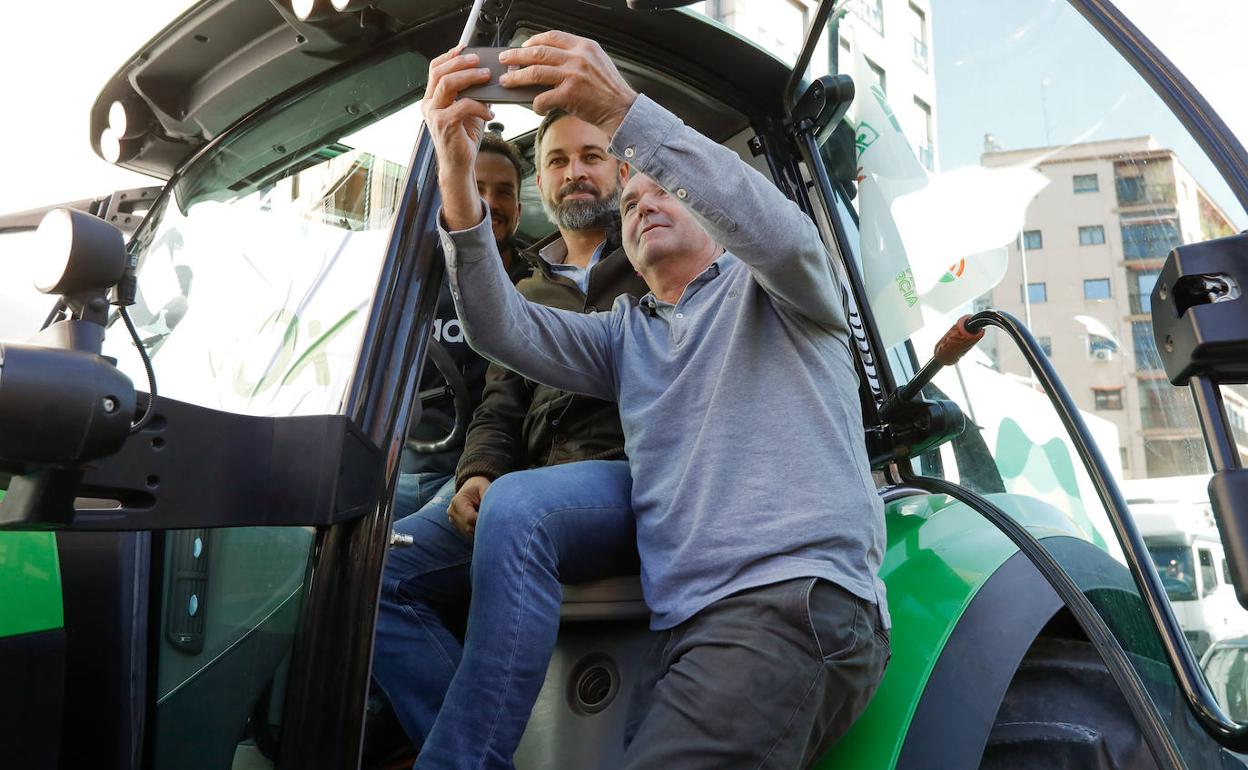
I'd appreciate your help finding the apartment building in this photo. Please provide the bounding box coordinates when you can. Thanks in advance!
[980,137,1240,479]
[694,0,938,169]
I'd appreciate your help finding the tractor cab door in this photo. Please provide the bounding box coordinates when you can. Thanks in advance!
[791,0,1248,766]
[0,38,437,770]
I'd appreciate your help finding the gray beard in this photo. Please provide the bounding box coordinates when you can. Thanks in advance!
[542,188,621,232]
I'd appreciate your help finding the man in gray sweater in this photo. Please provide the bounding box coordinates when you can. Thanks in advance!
[423,31,889,768]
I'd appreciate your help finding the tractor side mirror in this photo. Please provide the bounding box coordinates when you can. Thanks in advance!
[1151,231,1248,610]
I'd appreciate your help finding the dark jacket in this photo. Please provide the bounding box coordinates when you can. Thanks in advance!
[454,237,649,487]
[407,257,530,475]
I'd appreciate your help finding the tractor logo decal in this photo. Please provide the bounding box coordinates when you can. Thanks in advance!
[939,259,966,283]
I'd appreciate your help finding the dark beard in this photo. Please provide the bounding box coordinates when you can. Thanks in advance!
[542,182,622,232]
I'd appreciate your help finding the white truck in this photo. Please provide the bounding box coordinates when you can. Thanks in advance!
[1125,476,1248,656]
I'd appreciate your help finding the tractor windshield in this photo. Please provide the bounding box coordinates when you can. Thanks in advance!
[729,0,1248,763]
[102,47,429,418]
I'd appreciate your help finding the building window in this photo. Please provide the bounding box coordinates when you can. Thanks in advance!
[1122,221,1182,260]
[1120,446,1129,468]
[1138,379,1200,430]
[1093,388,1124,410]
[854,0,884,35]
[1037,336,1052,356]
[865,57,887,96]
[914,97,933,170]
[1079,225,1106,245]
[1024,282,1047,304]
[1130,269,1161,314]
[1200,549,1218,594]
[1073,174,1099,193]
[1083,278,1111,299]
[1022,229,1042,250]
[1116,174,1176,206]
[910,3,928,70]
[1132,321,1161,371]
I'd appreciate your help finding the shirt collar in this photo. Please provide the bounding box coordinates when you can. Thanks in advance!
[639,253,733,308]
[537,237,607,268]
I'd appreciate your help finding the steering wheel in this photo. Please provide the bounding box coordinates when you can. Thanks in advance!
[406,337,472,454]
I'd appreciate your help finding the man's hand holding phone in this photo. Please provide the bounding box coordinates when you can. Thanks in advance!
[498,31,638,134]
[425,32,638,230]
[422,45,495,231]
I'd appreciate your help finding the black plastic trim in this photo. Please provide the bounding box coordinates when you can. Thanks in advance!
[0,628,66,770]
[276,125,443,770]
[55,530,151,770]
[902,476,1184,770]
[0,398,382,531]
[897,549,1064,770]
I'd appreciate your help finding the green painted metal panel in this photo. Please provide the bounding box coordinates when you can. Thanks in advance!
[815,492,1091,769]
[0,524,65,637]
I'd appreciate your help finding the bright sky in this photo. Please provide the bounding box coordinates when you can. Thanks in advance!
[932,0,1248,228]
[0,2,196,215]
[0,1,1245,220]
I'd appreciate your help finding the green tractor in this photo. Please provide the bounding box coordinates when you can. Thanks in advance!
[3,1,1248,768]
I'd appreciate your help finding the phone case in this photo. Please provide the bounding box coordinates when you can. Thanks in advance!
[459,46,550,105]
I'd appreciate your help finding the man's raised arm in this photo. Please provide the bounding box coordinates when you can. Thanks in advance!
[424,46,619,402]
[499,32,846,331]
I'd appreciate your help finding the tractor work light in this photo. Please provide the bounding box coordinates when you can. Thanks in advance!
[99,127,139,165]
[32,208,127,297]
[293,0,335,20]
[331,0,372,11]
[0,342,136,467]
[108,97,152,139]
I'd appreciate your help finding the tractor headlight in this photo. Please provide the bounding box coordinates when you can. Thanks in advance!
[32,207,127,297]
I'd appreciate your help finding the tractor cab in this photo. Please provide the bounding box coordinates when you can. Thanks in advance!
[5,1,1248,769]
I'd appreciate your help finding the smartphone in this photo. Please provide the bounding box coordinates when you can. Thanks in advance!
[459,47,550,105]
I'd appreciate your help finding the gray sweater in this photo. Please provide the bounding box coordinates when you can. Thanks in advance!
[440,95,888,630]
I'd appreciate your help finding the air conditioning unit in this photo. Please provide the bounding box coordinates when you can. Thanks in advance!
[1092,348,1115,362]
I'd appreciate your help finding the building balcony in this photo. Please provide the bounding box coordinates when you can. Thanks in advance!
[1116,179,1177,207]
[1140,405,1199,430]
[1129,291,1152,315]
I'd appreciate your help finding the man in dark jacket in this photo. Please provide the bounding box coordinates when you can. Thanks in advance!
[372,110,648,756]
[394,133,531,515]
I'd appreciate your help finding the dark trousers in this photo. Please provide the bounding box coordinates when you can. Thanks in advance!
[623,577,889,770]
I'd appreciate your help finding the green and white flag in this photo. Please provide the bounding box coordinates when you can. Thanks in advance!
[849,42,1047,349]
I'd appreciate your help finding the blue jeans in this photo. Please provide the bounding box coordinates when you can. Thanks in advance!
[372,460,638,769]
[394,471,455,519]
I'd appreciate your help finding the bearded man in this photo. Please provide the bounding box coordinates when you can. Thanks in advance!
[372,110,648,765]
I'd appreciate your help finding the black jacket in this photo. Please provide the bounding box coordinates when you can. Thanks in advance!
[406,257,530,475]
[454,237,649,487]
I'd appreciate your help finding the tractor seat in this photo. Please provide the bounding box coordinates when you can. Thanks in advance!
[559,574,648,621]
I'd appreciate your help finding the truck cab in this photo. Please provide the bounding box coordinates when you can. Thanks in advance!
[1137,501,1248,655]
